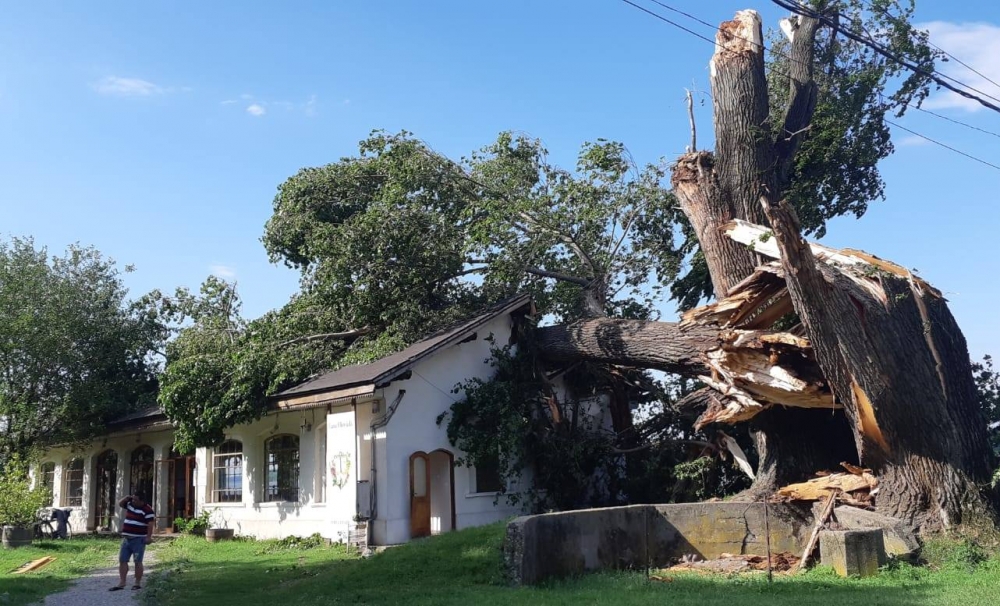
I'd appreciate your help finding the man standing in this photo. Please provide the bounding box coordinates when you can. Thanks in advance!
[110,492,154,591]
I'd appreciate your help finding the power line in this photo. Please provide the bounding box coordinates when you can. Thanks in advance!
[771,0,1000,113]
[886,119,1000,172]
[647,0,1000,141]
[619,0,717,46]
[857,0,1000,93]
[617,0,1000,172]
[908,104,1000,140]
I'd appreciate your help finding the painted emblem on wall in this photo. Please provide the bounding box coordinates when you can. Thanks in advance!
[330,452,352,490]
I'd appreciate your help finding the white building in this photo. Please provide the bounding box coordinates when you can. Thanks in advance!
[34,295,534,545]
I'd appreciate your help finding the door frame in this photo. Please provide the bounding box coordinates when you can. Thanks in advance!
[409,451,431,539]
[94,450,118,532]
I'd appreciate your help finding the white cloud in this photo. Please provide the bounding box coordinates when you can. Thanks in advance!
[246,103,266,116]
[919,21,1000,112]
[92,76,165,97]
[209,264,237,280]
[305,94,318,117]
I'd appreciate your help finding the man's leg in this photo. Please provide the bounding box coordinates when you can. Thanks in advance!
[132,540,147,588]
[114,539,130,589]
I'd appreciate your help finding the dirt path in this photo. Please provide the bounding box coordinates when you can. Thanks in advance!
[37,550,157,606]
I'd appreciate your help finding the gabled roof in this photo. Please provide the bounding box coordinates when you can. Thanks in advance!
[272,294,532,403]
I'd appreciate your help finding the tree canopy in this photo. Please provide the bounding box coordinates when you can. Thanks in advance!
[0,238,161,465]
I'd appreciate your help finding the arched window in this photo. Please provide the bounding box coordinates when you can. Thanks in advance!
[212,440,243,503]
[130,445,154,500]
[39,462,56,496]
[62,458,84,506]
[264,435,299,502]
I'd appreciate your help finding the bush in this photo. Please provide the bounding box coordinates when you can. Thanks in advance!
[0,455,51,527]
[174,509,214,535]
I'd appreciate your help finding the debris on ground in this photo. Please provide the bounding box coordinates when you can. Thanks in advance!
[659,552,801,575]
[777,462,878,504]
[10,556,56,575]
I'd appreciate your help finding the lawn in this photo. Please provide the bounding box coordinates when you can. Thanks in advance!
[0,536,121,605]
[142,524,1000,606]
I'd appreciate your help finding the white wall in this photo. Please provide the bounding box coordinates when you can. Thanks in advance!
[376,314,527,545]
[36,429,174,534]
[194,409,329,540]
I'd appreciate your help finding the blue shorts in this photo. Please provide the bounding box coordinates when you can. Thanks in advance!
[119,536,147,564]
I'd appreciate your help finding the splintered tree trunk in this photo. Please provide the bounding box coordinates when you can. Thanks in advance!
[671,10,834,496]
[752,199,997,528]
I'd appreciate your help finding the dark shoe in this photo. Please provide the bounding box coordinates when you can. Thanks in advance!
[109,586,125,591]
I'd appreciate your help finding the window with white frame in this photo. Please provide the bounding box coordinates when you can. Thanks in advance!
[211,440,243,503]
[264,434,299,502]
[62,458,84,506]
[39,462,56,496]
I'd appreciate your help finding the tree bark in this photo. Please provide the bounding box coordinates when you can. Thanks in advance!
[755,194,997,528]
[669,10,832,496]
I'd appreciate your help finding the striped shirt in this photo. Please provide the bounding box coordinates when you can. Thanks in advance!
[121,501,155,537]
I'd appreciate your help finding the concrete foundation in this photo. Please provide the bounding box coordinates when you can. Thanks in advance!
[819,529,885,577]
[833,506,920,562]
[503,502,813,585]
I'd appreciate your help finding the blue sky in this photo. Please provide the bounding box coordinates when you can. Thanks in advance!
[2,1,999,356]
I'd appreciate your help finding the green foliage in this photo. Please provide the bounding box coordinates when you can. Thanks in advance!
[972,355,1000,456]
[174,509,214,535]
[0,454,51,527]
[922,537,992,572]
[0,536,122,606]
[147,523,1000,606]
[437,336,616,512]
[0,237,161,463]
[766,0,940,237]
[253,533,327,555]
[626,376,753,504]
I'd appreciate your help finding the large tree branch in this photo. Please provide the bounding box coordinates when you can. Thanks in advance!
[276,328,371,349]
[774,13,821,184]
[536,318,716,375]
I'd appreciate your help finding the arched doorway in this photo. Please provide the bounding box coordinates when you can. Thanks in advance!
[409,450,455,539]
[94,450,118,531]
[429,449,455,535]
[167,447,197,531]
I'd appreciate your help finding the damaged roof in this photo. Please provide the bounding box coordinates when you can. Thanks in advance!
[272,293,532,401]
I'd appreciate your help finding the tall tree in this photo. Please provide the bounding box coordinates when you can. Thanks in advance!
[0,238,160,465]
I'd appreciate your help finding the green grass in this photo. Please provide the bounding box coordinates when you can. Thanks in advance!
[0,536,121,605]
[142,524,1000,606]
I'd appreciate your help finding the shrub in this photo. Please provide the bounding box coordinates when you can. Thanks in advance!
[0,455,51,527]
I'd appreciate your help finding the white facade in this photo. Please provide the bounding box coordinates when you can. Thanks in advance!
[33,311,528,544]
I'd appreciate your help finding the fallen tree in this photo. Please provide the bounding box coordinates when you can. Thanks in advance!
[539,5,997,529]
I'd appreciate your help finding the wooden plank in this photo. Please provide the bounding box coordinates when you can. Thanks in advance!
[795,492,838,573]
[12,556,56,575]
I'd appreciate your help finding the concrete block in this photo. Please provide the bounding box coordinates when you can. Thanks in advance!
[820,529,885,577]
[503,502,812,585]
[833,506,919,562]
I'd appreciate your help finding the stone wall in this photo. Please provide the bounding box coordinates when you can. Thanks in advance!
[504,502,813,585]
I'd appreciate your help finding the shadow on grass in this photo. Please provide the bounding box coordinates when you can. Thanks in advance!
[140,525,956,606]
[1,537,120,606]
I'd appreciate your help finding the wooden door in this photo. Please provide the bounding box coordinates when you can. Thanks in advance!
[409,452,431,539]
